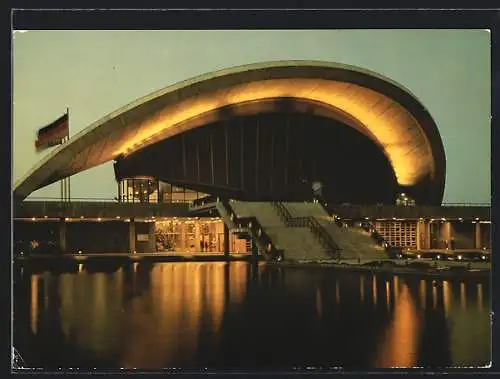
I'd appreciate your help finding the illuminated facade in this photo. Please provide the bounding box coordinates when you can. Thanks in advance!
[118,178,207,204]
[154,218,248,253]
[15,60,446,205]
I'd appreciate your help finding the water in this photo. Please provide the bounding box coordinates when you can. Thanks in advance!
[13,261,491,370]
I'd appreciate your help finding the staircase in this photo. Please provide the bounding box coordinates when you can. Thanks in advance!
[229,201,332,262]
[280,202,387,261]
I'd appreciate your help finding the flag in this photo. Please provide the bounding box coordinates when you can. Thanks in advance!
[34,112,69,152]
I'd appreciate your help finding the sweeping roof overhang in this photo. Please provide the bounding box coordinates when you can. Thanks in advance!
[13,60,445,202]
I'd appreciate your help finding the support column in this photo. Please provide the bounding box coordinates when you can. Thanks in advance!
[423,221,431,250]
[194,220,201,252]
[255,119,259,193]
[59,218,66,254]
[442,221,451,249]
[148,222,156,253]
[223,223,230,259]
[225,123,229,186]
[416,221,422,251]
[475,222,482,249]
[209,133,215,185]
[129,218,136,253]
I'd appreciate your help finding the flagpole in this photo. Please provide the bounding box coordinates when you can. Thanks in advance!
[66,107,71,202]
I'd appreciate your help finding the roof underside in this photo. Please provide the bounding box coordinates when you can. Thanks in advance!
[14,60,446,202]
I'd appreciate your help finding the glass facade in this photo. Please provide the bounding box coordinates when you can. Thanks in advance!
[374,220,417,248]
[154,218,249,253]
[118,178,208,204]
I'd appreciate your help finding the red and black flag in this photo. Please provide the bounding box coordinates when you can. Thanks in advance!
[34,111,69,152]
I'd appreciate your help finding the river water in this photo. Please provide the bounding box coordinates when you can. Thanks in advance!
[13,261,491,370]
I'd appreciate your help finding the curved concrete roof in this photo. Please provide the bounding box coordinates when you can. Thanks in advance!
[14,60,446,202]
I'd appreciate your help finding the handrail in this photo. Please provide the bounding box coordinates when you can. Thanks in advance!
[220,200,283,260]
[272,202,342,259]
[191,195,220,208]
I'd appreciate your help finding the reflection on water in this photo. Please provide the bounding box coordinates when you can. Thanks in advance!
[14,262,490,370]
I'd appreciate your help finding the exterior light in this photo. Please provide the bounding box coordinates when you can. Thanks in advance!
[417,254,421,259]
[65,217,70,221]
[152,216,155,219]
[20,252,24,256]
[459,218,463,221]
[97,218,102,221]
[457,255,462,260]
[78,250,82,254]
[475,218,479,221]
[116,216,121,219]
[44,215,48,219]
[481,255,486,260]
[436,255,441,260]
[441,218,446,221]
[401,193,406,197]
[31,217,36,221]
[80,216,84,219]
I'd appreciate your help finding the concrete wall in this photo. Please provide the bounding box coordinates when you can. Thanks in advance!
[13,219,153,254]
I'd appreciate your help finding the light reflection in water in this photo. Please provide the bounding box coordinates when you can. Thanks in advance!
[30,275,38,335]
[385,280,391,312]
[477,283,483,312]
[360,275,364,303]
[316,287,322,319]
[229,262,248,306]
[460,282,466,310]
[419,280,426,310]
[432,284,438,310]
[376,281,419,368]
[443,281,451,317]
[335,279,340,304]
[21,264,490,369]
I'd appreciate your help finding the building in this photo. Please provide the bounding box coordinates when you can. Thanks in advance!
[13,61,490,256]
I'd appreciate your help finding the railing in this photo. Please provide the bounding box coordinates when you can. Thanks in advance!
[14,200,190,218]
[191,195,220,208]
[272,202,342,259]
[23,196,193,204]
[220,200,283,260]
[441,203,491,207]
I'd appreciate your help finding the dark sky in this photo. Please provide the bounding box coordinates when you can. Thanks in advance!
[12,30,491,203]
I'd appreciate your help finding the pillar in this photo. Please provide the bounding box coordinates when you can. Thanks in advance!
[223,223,230,259]
[194,220,201,252]
[423,221,431,250]
[148,222,156,253]
[59,218,66,254]
[475,222,482,249]
[416,221,422,251]
[441,221,451,249]
[129,218,136,253]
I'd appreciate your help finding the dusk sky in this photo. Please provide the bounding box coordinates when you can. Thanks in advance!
[12,30,491,204]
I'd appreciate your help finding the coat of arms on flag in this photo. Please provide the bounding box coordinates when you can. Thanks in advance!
[34,111,69,152]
